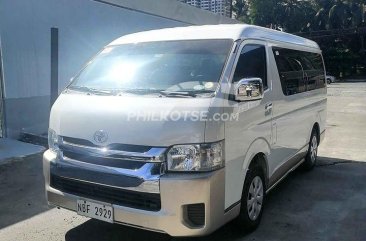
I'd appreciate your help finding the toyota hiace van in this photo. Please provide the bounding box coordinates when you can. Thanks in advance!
[43,24,326,236]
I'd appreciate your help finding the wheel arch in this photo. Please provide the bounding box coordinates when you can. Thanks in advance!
[250,153,269,188]
[313,122,320,143]
[242,138,270,189]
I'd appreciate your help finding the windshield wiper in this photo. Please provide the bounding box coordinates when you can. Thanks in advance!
[159,90,215,98]
[117,88,164,96]
[159,91,196,98]
[67,86,113,95]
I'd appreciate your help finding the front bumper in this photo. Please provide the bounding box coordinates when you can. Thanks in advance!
[43,150,238,236]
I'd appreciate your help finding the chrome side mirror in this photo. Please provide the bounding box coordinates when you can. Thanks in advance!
[234,78,264,102]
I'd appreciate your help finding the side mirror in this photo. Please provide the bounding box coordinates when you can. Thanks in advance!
[235,78,264,102]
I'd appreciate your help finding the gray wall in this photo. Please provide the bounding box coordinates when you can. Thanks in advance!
[0,0,236,138]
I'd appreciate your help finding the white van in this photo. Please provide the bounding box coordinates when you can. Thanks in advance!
[43,24,326,236]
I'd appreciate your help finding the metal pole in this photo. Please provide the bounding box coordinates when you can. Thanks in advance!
[0,36,5,138]
[50,27,59,107]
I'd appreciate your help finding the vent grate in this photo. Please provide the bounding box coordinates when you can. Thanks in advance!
[186,203,205,227]
[50,174,161,211]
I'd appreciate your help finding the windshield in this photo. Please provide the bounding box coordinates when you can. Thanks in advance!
[69,39,233,95]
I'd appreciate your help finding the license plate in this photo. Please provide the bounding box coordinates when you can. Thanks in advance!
[76,199,113,223]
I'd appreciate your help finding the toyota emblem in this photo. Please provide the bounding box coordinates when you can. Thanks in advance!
[93,130,108,144]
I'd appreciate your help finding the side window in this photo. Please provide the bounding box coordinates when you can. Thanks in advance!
[303,52,325,90]
[233,44,267,89]
[273,48,304,95]
[273,48,325,96]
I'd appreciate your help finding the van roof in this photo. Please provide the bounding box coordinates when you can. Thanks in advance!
[108,24,319,49]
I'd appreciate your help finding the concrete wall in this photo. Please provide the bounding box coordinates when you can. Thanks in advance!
[0,0,236,138]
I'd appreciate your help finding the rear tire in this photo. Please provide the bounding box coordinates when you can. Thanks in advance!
[235,162,265,232]
[327,79,331,84]
[301,129,318,171]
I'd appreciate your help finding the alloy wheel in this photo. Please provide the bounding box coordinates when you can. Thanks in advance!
[310,135,318,163]
[247,176,264,221]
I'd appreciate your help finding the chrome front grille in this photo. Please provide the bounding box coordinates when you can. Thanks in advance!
[61,149,147,169]
[62,136,153,152]
[60,136,166,162]
[51,136,167,197]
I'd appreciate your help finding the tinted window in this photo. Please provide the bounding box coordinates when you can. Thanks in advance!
[273,48,325,96]
[233,45,267,88]
[302,52,325,91]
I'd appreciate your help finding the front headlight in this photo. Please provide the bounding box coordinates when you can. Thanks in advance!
[167,141,224,172]
[48,129,62,152]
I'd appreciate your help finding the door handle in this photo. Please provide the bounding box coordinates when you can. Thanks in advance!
[265,103,273,115]
[265,103,273,110]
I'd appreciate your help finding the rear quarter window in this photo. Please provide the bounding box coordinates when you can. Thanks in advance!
[272,47,325,96]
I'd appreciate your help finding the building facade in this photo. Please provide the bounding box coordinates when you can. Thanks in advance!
[179,0,231,17]
[0,0,236,139]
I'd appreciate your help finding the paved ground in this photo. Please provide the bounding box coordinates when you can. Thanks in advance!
[0,82,365,241]
[0,138,45,163]
[318,82,366,161]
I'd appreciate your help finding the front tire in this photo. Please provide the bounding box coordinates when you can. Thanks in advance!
[235,163,265,232]
[301,129,318,170]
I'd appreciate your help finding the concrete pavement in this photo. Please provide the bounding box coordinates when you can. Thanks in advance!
[0,82,365,241]
[318,82,366,162]
[0,138,44,164]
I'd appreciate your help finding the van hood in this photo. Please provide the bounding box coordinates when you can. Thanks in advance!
[50,93,213,147]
